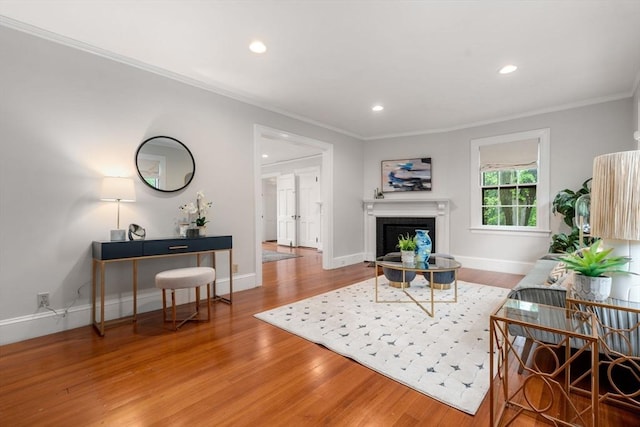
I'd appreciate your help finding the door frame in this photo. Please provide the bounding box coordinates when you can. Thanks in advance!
[253,125,334,286]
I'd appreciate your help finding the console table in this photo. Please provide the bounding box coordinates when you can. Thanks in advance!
[92,235,233,336]
[566,288,640,410]
[490,299,599,426]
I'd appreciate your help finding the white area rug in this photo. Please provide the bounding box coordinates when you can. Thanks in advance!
[254,276,510,415]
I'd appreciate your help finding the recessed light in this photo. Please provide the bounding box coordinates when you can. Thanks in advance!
[249,40,267,54]
[498,64,518,74]
[372,105,384,112]
[262,154,269,158]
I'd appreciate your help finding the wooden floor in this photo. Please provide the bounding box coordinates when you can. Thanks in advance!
[0,244,636,426]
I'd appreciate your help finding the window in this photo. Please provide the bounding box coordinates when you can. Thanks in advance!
[470,129,550,233]
[482,168,537,226]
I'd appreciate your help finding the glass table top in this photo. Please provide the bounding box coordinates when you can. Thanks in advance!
[493,299,597,338]
[376,255,461,272]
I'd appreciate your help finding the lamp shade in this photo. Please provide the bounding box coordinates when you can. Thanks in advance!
[590,150,640,241]
[100,177,136,202]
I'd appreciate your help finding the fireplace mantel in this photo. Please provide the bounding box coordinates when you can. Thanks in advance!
[363,198,450,261]
[364,198,450,216]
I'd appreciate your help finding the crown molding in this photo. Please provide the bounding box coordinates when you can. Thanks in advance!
[363,92,634,141]
[0,16,363,140]
[1,15,637,143]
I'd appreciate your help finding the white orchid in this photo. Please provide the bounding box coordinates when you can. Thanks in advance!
[179,191,213,226]
[180,202,198,215]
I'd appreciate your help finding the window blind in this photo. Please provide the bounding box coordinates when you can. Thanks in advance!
[479,138,539,172]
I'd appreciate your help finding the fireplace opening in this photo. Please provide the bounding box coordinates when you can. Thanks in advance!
[376,217,436,259]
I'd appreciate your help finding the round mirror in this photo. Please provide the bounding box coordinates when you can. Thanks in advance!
[135,136,195,192]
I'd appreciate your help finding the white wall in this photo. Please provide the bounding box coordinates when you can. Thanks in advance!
[364,99,635,273]
[0,25,363,344]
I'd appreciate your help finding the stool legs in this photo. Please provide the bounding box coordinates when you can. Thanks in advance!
[160,283,212,331]
[171,290,177,330]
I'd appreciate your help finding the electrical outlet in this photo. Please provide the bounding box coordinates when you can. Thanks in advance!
[232,264,238,273]
[37,292,50,308]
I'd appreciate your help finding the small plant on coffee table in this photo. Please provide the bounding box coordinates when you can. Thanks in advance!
[396,233,417,251]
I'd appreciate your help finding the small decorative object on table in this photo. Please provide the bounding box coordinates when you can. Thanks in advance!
[179,190,213,238]
[186,228,200,238]
[396,233,417,264]
[560,239,629,301]
[128,224,146,240]
[414,229,432,263]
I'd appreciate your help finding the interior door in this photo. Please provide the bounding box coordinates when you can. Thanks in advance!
[276,173,297,246]
[297,169,320,248]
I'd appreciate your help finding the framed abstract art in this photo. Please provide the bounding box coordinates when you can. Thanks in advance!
[381,157,432,192]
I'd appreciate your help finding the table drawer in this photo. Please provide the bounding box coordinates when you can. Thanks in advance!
[142,236,232,256]
[93,241,144,260]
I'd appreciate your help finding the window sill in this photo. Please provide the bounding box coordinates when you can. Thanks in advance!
[469,226,551,237]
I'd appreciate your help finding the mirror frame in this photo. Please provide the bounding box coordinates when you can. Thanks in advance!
[135,135,196,193]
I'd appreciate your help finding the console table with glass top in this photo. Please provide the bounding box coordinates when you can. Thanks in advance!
[374,255,461,317]
[566,287,640,410]
[92,235,232,336]
[490,299,599,426]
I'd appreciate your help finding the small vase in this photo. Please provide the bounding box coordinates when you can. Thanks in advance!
[574,274,611,301]
[415,229,432,263]
[400,250,415,265]
[198,226,207,237]
[186,228,200,238]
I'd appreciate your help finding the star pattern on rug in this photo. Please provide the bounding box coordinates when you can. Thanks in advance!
[255,277,509,415]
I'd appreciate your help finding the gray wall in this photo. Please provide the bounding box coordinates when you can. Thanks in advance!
[363,99,635,273]
[0,25,363,343]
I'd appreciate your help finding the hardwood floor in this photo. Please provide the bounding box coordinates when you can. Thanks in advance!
[0,244,636,426]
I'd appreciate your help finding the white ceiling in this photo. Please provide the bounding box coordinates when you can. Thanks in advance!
[1,0,639,143]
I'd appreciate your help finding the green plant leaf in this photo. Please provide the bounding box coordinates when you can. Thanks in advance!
[560,240,630,277]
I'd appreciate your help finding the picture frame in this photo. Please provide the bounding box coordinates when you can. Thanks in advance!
[381,157,432,192]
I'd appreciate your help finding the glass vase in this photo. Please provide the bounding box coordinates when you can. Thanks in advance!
[415,229,432,263]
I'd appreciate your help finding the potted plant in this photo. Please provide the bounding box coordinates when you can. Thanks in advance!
[549,178,593,252]
[560,240,629,301]
[179,191,213,237]
[396,233,417,264]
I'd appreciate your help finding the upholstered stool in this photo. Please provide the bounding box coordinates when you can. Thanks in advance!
[381,252,416,288]
[155,267,215,330]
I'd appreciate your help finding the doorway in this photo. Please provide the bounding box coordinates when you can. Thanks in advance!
[254,125,334,286]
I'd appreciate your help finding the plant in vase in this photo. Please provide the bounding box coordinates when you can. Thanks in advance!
[560,240,629,301]
[396,233,417,264]
[179,191,213,237]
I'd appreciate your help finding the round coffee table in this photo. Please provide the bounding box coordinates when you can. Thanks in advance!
[374,255,461,317]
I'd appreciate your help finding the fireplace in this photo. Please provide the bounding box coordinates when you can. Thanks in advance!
[363,198,450,261]
[376,217,436,259]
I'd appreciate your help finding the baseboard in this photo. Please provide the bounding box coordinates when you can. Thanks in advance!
[453,255,534,275]
[0,274,257,346]
[331,252,365,269]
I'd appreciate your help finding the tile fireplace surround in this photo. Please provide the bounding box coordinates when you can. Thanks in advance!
[363,198,450,261]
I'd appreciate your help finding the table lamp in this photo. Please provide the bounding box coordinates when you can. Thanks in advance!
[590,150,640,301]
[101,177,136,241]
